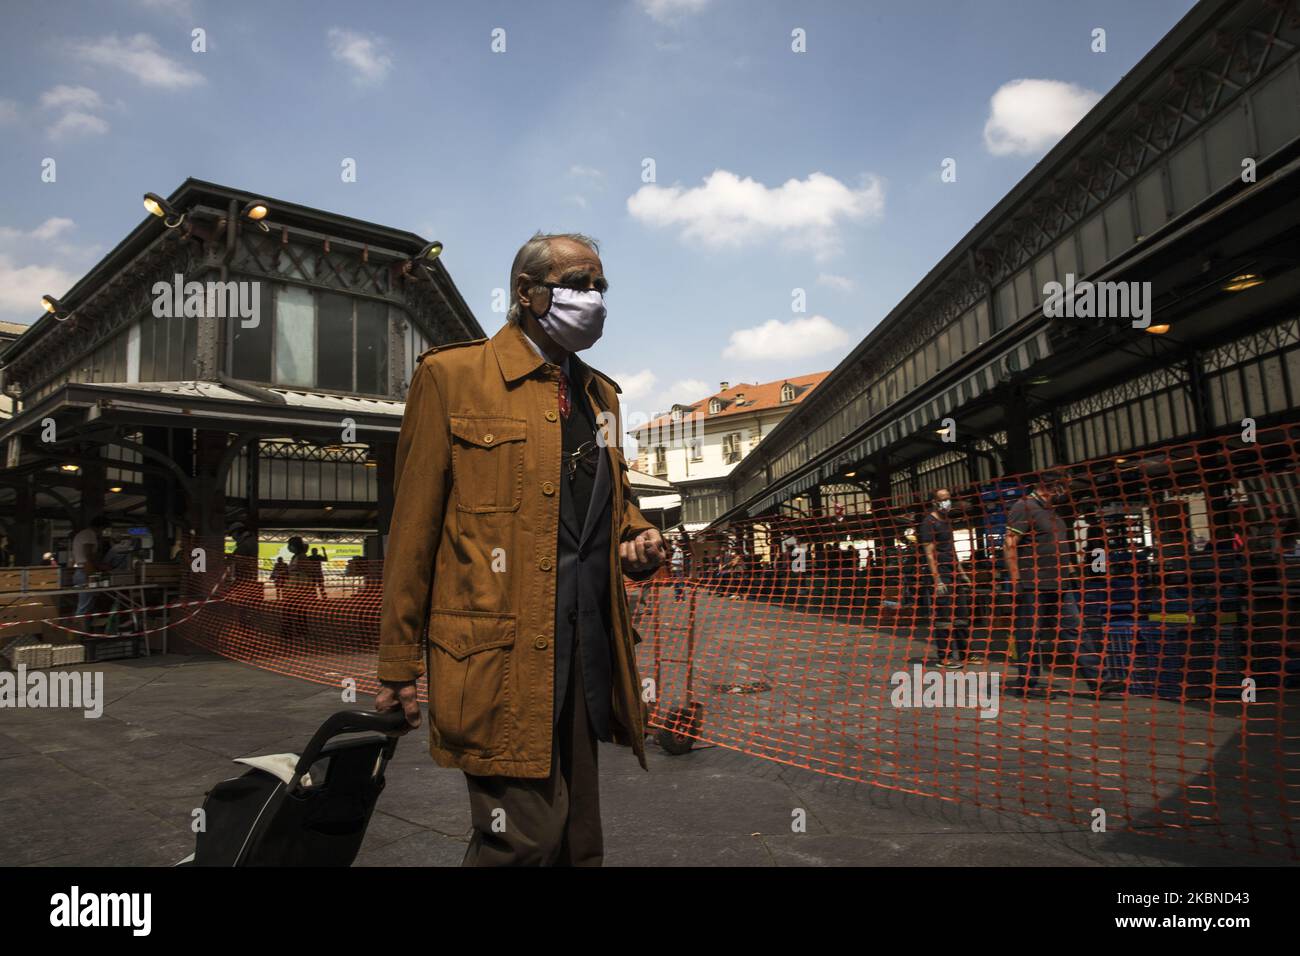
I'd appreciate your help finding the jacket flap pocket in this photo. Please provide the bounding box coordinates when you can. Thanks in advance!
[428,609,517,661]
[450,415,527,448]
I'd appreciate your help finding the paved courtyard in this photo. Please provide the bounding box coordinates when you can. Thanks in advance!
[0,652,1278,867]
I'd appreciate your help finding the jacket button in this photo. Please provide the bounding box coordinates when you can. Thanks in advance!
[539,557,553,571]
[534,636,549,650]
[542,481,555,495]
[545,410,557,422]
[482,433,494,444]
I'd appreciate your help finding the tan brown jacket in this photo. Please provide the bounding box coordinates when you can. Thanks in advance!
[377,321,656,778]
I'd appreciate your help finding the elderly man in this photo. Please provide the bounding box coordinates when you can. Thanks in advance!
[375,232,665,866]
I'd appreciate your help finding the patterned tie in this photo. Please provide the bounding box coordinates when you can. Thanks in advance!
[557,368,571,420]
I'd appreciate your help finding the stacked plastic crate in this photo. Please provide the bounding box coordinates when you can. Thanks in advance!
[1082,542,1144,688]
[1136,543,1246,701]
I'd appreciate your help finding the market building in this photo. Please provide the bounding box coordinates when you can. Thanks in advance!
[0,178,484,568]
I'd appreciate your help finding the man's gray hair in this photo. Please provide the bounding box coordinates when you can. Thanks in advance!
[507,232,600,323]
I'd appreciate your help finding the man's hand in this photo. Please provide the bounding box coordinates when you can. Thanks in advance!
[934,579,950,596]
[621,527,665,574]
[959,571,973,587]
[375,680,421,735]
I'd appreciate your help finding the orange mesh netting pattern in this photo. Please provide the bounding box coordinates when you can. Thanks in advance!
[40,425,1299,859]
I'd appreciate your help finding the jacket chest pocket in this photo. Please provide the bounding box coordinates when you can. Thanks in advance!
[450,415,527,513]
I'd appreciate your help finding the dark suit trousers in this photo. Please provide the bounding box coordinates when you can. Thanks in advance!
[461,626,602,866]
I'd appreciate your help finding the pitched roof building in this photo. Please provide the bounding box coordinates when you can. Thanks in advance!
[629,371,829,530]
[0,178,482,565]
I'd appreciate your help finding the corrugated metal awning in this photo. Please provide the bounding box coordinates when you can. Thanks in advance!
[745,328,1052,516]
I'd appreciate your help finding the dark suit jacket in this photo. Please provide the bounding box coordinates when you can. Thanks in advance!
[554,363,615,741]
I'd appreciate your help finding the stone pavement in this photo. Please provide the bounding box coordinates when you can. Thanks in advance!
[0,653,1275,867]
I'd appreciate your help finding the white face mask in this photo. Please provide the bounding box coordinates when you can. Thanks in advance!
[537,287,606,353]
[938,499,952,511]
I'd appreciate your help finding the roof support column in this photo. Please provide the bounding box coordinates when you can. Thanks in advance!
[190,429,228,549]
[79,449,106,531]
[12,477,34,565]
[868,454,891,505]
[366,442,396,565]
[142,426,176,560]
[1001,387,1033,475]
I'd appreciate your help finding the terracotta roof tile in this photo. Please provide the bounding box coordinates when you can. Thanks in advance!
[631,371,829,434]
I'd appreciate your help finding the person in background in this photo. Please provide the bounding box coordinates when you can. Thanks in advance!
[1004,472,1117,699]
[723,547,744,599]
[671,541,686,601]
[278,536,313,642]
[0,533,13,568]
[270,556,289,598]
[918,489,980,668]
[69,515,110,623]
[307,546,328,598]
[228,522,259,599]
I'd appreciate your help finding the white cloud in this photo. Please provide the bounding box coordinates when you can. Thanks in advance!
[567,165,604,209]
[0,219,96,320]
[39,85,106,112]
[70,33,204,88]
[613,371,713,417]
[29,218,76,242]
[569,164,605,182]
[328,28,393,85]
[133,0,195,16]
[817,272,855,292]
[664,378,712,405]
[0,254,79,320]
[47,110,110,140]
[615,368,659,402]
[617,372,716,457]
[38,85,113,139]
[0,218,76,243]
[628,169,883,257]
[722,315,851,361]
[640,0,710,24]
[983,78,1101,156]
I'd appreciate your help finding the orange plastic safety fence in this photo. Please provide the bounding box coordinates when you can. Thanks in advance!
[113,425,1298,860]
[636,426,1300,860]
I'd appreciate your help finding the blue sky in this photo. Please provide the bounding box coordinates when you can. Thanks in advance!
[0,0,1196,426]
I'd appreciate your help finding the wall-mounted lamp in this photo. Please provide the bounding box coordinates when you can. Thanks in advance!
[241,200,271,232]
[40,294,70,322]
[143,192,185,228]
